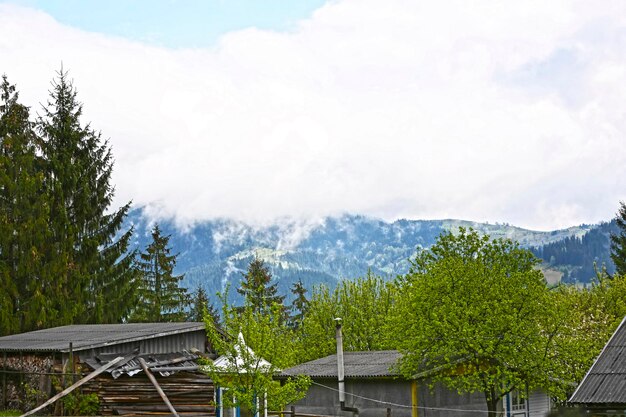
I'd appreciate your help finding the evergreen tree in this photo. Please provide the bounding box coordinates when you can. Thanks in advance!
[38,70,136,323]
[611,201,626,276]
[133,225,188,322]
[238,257,284,314]
[188,286,220,324]
[288,279,308,329]
[0,76,53,334]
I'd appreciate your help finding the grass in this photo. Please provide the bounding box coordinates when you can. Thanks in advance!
[0,410,22,417]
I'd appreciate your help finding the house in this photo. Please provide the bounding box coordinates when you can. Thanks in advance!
[279,350,551,417]
[0,322,217,415]
[569,316,626,415]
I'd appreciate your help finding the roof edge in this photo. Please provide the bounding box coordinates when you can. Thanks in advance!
[569,315,626,403]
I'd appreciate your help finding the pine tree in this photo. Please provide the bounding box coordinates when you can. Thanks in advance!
[288,279,308,329]
[238,257,285,315]
[188,286,220,324]
[611,201,626,276]
[133,225,188,322]
[0,76,54,334]
[38,70,136,324]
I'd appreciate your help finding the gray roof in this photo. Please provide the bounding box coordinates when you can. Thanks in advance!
[570,316,626,404]
[0,322,205,353]
[281,350,403,379]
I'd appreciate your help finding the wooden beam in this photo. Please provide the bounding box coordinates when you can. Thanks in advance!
[138,357,180,417]
[20,355,126,417]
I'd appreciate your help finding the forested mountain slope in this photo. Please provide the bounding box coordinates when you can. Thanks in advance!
[126,208,610,302]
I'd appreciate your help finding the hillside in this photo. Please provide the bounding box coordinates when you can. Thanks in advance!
[125,209,609,303]
[531,221,618,284]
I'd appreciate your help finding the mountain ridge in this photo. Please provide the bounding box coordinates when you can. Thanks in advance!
[124,208,608,303]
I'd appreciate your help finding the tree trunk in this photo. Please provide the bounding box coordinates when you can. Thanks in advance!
[485,390,503,417]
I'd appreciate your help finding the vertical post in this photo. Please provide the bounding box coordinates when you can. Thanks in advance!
[335,319,345,405]
[2,352,6,410]
[69,343,75,384]
[290,405,295,417]
[386,408,391,417]
[411,380,419,417]
[19,351,23,401]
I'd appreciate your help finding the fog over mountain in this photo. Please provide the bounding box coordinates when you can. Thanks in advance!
[126,207,611,304]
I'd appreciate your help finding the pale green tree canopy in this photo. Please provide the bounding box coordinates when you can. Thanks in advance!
[203,293,310,414]
[298,271,396,363]
[390,228,574,416]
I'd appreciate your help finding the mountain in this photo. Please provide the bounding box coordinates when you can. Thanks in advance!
[531,220,618,284]
[125,208,611,303]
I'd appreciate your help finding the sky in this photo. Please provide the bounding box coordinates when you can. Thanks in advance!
[1,0,626,231]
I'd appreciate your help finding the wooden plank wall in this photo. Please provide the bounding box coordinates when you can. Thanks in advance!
[83,372,216,416]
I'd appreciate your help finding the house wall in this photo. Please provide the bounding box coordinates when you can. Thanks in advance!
[417,381,486,417]
[289,379,414,417]
[82,329,207,358]
[527,390,551,417]
[288,379,508,417]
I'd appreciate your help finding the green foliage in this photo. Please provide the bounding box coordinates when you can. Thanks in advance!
[389,228,575,416]
[38,69,136,324]
[188,286,220,323]
[0,75,52,334]
[132,224,188,322]
[203,291,310,414]
[63,392,100,416]
[298,271,396,363]
[611,202,626,276]
[238,258,285,315]
[288,279,309,329]
[0,410,21,416]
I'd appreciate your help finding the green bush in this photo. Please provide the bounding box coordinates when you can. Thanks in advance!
[0,410,22,416]
[63,392,99,416]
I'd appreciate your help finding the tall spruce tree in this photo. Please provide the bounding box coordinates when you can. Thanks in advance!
[132,225,188,322]
[238,257,285,315]
[0,76,54,334]
[39,70,136,324]
[611,201,626,276]
[288,279,308,329]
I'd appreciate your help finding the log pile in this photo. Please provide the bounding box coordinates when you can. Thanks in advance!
[83,371,216,416]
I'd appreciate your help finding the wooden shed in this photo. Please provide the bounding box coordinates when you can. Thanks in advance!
[0,322,216,416]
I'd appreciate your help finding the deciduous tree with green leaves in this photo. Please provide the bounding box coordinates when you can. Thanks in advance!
[390,228,576,417]
[132,224,187,322]
[203,292,310,415]
[298,272,396,363]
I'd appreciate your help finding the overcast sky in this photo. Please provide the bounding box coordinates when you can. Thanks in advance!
[1,0,626,231]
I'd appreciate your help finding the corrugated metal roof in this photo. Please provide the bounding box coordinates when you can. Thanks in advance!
[0,323,206,353]
[570,316,626,404]
[281,350,402,379]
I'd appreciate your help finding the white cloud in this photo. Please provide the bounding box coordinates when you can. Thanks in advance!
[1,0,626,231]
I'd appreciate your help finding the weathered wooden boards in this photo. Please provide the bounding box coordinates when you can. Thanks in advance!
[83,371,216,416]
